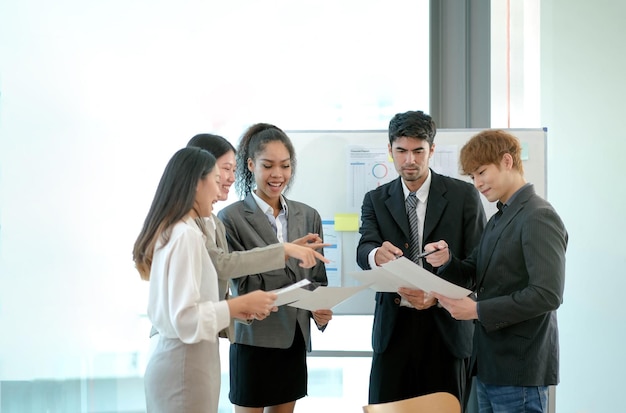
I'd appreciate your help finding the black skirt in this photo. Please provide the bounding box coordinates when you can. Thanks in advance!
[229,326,307,407]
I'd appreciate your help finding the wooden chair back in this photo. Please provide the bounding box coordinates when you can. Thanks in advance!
[362,392,461,413]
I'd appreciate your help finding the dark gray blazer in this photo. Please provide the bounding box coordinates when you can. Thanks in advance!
[357,171,486,358]
[441,184,567,386]
[218,194,328,351]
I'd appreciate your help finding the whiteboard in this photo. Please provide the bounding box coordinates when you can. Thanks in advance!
[285,128,547,315]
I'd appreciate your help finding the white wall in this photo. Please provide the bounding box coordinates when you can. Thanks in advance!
[541,1,626,412]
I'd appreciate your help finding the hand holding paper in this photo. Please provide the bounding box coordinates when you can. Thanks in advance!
[272,279,370,311]
[431,293,478,321]
[273,279,312,306]
[349,256,472,299]
[312,309,333,326]
[398,287,438,310]
[287,284,370,311]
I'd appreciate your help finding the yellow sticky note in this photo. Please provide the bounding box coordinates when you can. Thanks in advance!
[334,213,359,232]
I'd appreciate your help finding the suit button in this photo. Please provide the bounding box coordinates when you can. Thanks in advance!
[479,287,485,293]
[404,243,409,249]
[394,298,401,305]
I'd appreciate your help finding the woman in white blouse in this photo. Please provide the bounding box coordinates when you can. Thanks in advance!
[133,147,278,413]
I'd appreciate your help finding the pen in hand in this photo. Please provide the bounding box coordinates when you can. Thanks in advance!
[415,248,442,259]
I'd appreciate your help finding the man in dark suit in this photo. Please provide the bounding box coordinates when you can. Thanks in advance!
[357,110,486,408]
[428,129,567,413]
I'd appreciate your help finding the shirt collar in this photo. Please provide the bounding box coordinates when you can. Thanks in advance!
[251,191,288,217]
[501,182,532,208]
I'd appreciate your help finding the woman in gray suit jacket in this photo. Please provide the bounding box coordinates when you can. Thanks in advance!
[218,124,332,413]
[186,134,329,334]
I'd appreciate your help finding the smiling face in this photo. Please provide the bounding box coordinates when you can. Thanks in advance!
[389,136,434,192]
[469,153,517,204]
[194,166,221,217]
[215,150,236,201]
[248,140,291,208]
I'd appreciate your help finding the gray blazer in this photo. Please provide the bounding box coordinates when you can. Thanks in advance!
[209,214,286,341]
[442,184,568,386]
[218,194,328,351]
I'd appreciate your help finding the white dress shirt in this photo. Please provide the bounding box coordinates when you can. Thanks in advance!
[251,191,289,242]
[147,216,230,344]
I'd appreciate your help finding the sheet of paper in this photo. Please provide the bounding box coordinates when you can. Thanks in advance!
[273,279,311,306]
[382,257,472,299]
[287,284,370,311]
[349,257,472,299]
[348,267,413,292]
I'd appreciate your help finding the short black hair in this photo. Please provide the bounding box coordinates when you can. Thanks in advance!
[388,110,437,146]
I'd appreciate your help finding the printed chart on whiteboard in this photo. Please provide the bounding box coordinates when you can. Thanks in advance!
[347,146,398,211]
[346,144,460,212]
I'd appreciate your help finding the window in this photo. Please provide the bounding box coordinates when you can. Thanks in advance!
[1,0,544,410]
[490,0,541,128]
[0,1,428,411]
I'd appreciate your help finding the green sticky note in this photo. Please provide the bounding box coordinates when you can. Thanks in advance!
[334,213,359,232]
[521,142,529,161]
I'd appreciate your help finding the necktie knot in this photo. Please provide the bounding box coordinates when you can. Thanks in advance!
[406,192,418,208]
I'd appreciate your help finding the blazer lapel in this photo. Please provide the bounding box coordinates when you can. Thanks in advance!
[284,197,305,279]
[384,178,411,241]
[242,194,280,246]
[422,171,447,242]
[476,215,502,288]
[285,197,303,242]
[476,185,534,288]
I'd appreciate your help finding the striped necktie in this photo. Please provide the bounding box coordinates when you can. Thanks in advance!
[406,192,421,263]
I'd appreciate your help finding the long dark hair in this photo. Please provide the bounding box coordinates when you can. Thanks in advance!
[132,147,216,280]
[234,123,297,198]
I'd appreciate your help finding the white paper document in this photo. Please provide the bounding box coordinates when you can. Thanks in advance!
[349,256,472,299]
[273,279,312,306]
[287,284,371,311]
[349,266,411,293]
